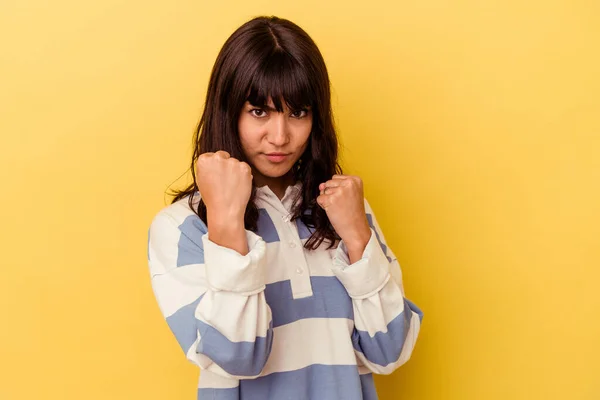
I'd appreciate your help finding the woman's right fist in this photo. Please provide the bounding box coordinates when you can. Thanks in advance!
[195,151,253,220]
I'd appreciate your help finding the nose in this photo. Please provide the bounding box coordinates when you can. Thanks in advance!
[267,114,290,147]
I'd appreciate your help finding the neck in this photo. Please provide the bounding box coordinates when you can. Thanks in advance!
[254,170,296,200]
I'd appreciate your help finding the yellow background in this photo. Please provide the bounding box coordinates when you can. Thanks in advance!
[1,0,599,399]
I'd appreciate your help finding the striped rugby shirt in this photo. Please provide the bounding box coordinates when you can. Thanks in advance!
[147,181,423,399]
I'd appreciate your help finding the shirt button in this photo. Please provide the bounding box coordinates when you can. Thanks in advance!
[289,242,296,248]
[295,267,303,275]
[281,215,290,223]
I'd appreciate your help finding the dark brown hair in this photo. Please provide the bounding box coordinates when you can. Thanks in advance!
[169,16,341,250]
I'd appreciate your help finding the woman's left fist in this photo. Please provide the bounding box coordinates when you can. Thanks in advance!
[317,175,372,249]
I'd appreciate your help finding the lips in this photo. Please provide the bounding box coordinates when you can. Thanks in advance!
[264,153,290,163]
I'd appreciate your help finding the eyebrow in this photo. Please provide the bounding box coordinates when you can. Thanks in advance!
[248,103,311,112]
[259,105,278,112]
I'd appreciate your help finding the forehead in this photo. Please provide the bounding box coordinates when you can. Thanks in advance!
[245,53,313,112]
[246,96,293,110]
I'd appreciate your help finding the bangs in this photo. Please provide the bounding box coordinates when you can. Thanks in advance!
[246,51,313,112]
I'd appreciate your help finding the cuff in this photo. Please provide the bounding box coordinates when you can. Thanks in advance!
[202,230,267,295]
[331,228,391,299]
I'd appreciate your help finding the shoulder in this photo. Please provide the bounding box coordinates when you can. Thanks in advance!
[147,193,207,274]
[363,197,375,214]
[362,197,385,235]
[149,192,206,236]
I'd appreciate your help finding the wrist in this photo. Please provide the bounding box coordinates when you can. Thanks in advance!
[342,224,372,250]
[207,210,248,255]
[342,227,372,264]
[207,207,245,227]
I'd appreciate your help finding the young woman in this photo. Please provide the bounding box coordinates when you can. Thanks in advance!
[147,15,423,400]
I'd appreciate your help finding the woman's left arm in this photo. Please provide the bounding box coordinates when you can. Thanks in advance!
[330,198,424,375]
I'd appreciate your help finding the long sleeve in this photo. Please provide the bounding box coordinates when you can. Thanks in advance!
[147,210,274,380]
[331,199,423,375]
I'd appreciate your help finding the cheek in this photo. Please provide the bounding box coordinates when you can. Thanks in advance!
[294,119,313,146]
[238,116,261,151]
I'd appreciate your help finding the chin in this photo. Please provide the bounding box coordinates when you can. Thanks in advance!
[264,169,292,178]
[257,163,294,178]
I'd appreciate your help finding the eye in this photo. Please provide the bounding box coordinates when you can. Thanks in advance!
[250,108,267,118]
[291,109,308,119]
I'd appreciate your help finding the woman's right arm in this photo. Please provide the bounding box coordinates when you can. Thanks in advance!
[147,209,273,380]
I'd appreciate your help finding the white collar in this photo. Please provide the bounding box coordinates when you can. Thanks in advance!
[255,181,303,213]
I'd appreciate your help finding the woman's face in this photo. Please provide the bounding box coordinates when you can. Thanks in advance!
[238,97,312,186]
